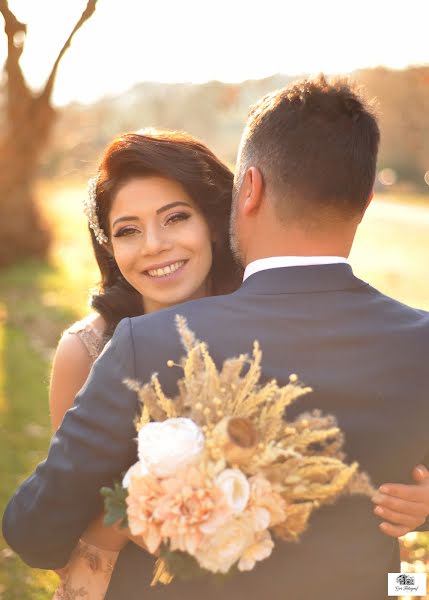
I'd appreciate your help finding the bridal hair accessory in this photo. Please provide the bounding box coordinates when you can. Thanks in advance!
[83,177,108,244]
[101,316,375,586]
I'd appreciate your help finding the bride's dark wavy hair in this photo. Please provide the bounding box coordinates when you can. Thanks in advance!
[88,129,242,339]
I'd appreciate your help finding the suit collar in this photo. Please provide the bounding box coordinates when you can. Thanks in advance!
[243,256,349,281]
[237,263,368,295]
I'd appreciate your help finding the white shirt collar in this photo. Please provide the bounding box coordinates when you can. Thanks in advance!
[243,256,349,281]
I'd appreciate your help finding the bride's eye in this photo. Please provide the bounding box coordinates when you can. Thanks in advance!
[165,212,191,226]
[113,226,140,238]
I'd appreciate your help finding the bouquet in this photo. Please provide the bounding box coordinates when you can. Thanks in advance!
[102,316,375,585]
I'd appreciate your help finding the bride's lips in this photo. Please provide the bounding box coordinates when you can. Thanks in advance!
[142,259,188,282]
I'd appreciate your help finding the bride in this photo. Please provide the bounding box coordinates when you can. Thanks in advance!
[50,129,429,599]
[51,129,241,598]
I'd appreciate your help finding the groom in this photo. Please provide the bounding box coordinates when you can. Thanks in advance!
[3,76,429,599]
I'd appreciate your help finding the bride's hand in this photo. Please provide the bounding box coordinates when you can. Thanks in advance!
[112,523,159,556]
[371,465,429,537]
[81,513,129,551]
[54,564,70,581]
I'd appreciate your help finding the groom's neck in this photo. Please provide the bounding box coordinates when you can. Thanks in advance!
[243,221,357,266]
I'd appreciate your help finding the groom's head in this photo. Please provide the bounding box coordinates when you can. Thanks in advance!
[230,75,380,266]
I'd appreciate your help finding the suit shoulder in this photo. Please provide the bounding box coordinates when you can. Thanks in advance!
[364,287,429,358]
[126,294,241,366]
[130,293,237,333]
[365,284,429,322]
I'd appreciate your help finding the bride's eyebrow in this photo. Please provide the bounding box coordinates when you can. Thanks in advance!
[112,216,139,228]
[112,202,192,228]
[156,201,192,215]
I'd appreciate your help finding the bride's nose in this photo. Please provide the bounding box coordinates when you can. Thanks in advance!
[142,225,173,256]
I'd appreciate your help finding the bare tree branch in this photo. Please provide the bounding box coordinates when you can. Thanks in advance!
[0,0,32,124]
[41,0,98,101]
[0,0,26,48]
[0,0,29,92]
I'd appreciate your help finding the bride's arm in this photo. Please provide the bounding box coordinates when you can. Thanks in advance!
[50,332,94,430]
[49,332,131,599]
[50,332,128,552]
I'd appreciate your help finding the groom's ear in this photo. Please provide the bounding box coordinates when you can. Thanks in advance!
[241,167,264,216]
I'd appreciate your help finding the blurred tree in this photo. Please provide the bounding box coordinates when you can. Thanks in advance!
[358,67,429,190]
[0,0,98,267]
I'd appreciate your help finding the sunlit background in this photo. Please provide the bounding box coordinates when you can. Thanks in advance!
[0,1,429,598]
[0,0,428,105]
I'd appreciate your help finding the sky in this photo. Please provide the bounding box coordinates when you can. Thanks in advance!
[0,0,428,106]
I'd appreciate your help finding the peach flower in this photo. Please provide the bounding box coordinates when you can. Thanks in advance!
[126,472,164,553]
[126,465,232,557]
[156,465,232,555]
[247,474,287,529]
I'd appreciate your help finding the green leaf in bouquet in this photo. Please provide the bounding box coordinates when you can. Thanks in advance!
[158,544,239,586]
[100,483,128,528]
[159,545,207,581]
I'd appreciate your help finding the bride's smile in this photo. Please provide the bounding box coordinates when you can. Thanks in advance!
[144,259,187,278]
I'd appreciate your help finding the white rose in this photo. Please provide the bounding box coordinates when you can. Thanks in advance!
[122,460,148,488]
[215,468,250,514]
[137,418,204,478]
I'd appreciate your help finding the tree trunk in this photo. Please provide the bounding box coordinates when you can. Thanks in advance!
[0,177,50,267]
[0,0,98,267]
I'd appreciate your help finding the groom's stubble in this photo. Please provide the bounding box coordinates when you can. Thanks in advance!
[229,177,245,269]
[229,134,250,269]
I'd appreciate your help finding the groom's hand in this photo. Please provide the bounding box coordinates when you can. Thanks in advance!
[372,465,429,537]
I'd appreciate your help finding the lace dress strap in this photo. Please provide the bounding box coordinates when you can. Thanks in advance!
[66,316,105,362]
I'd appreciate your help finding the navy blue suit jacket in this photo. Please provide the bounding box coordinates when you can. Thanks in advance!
[3,265,429,599]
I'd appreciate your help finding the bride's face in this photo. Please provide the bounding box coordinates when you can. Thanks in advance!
[108,176,213,313]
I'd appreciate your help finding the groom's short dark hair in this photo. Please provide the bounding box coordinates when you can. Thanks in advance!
[237,75,380,222]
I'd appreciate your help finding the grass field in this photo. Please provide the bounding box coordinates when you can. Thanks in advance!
[0,182,428,599]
